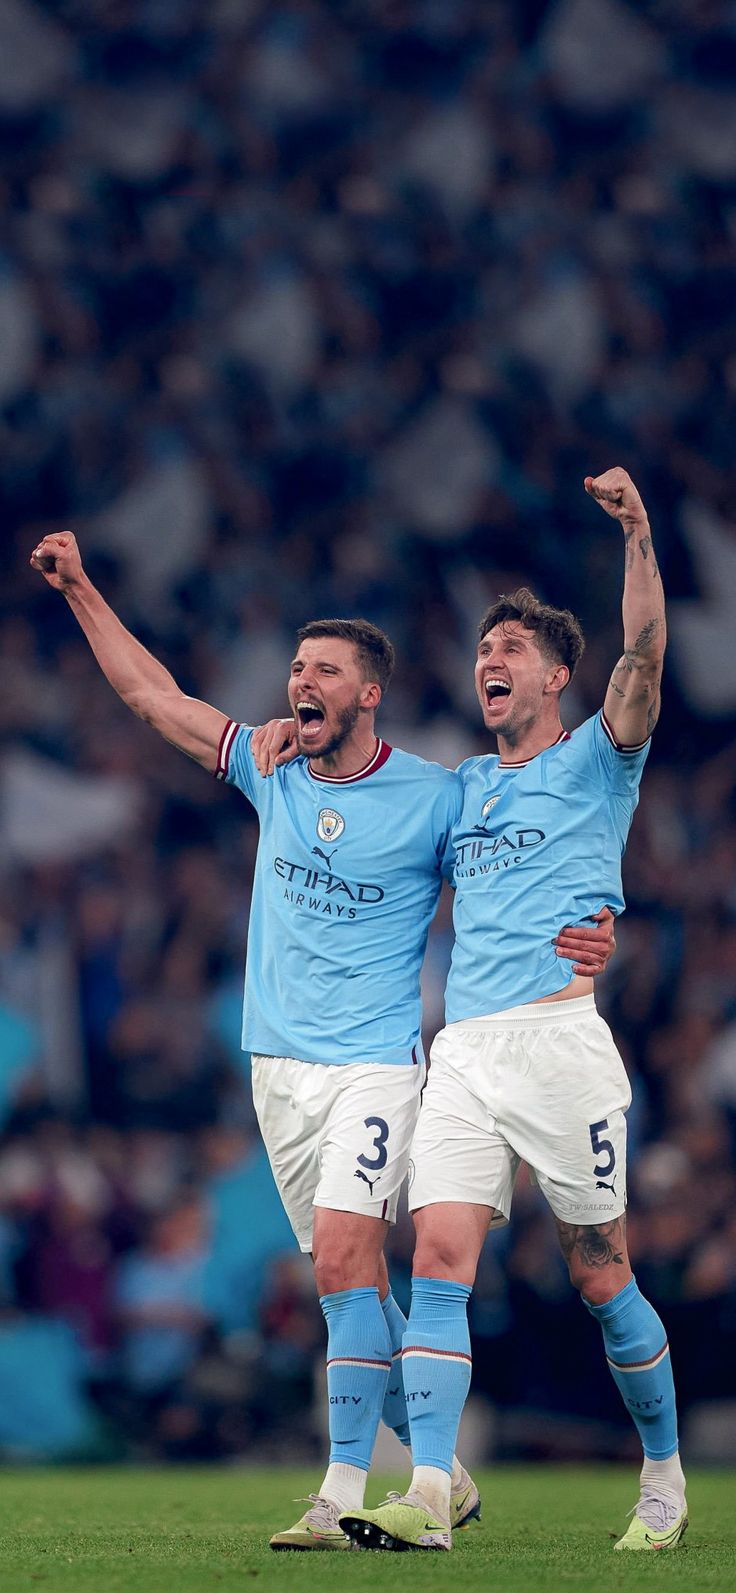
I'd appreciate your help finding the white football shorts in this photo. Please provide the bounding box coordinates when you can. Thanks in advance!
[251,1053,425,1252]
[408,995,631,1227]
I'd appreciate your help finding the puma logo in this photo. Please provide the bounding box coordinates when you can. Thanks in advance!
[354,1169,381,1195]
[596,1176,617,1194]
[312,845,338,870]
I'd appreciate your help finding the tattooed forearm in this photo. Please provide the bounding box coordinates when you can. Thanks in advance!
[635,533,661,583]
[632,618,660,653]
[555,1216,626,1270]
[619,619,662,675]
[605,482,665,741]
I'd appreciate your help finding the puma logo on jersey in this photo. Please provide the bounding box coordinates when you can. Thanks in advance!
[355,1169,381,1195]
[596,1176,617,1194]
[312,845,338,871]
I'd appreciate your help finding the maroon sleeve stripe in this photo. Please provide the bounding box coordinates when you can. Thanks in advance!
[600,710,650,754]
[216,719,239,780]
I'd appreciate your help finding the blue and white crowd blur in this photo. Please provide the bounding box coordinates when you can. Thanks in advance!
[0,0,735,1461]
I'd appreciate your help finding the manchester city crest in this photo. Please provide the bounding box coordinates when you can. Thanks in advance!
[317,808,345,842]
[481,795,500,820]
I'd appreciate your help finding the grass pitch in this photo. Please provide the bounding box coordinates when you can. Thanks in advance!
[0,1465,733,1592]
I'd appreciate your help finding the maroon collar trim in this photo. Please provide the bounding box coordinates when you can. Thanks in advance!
[499,729,570,768]
[308,739,392,784]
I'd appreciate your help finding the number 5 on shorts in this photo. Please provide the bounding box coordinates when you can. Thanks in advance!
[589,1118,615,1178]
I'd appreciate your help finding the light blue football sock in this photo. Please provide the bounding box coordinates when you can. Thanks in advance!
[584,1275,679,1459]
[381,1289,411,1446]
[320,1286,392,1470]
[402,1276,472,1476]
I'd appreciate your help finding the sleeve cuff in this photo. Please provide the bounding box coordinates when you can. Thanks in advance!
[600,710,650,754]
[215,719,240,780]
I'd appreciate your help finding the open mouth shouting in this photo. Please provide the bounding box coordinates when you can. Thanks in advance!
[295,699,326,742]
[484,676,512,711]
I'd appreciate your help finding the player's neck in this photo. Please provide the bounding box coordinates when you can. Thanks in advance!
[496,714,564,766]
[309,729,380,780]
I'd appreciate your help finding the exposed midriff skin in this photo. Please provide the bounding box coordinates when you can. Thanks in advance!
[538,972,593,1003]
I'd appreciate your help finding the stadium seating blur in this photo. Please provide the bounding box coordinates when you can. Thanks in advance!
[1,0,735,1462]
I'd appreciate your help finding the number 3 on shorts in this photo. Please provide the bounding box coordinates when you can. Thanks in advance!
[358,1116,389,1171]
[589,1118,615,1178]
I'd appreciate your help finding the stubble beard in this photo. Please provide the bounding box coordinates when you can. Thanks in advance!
[297,698,361,760]
[487,695,538,749]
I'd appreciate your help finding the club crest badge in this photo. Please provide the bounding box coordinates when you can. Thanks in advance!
[481,795,500,821]
[317,808,345,843]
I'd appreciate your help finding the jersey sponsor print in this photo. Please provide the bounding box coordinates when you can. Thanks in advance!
[218,726,461,1065]
[446,713,650,1021]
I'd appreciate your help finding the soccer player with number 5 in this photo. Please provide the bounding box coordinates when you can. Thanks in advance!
[341,469,686,1554]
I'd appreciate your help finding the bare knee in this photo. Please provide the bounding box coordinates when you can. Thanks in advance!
[313,1250,365,1297]
[413,1234,469,1281]
[312,1211,386,1297]
[578,1269,630,1306]
[554,1214,632,1305]
[412,1203,491,1287]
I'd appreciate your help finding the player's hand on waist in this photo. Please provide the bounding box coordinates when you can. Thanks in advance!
[30,531,85,592]
[252,717,298,775]
[554,907,616,976]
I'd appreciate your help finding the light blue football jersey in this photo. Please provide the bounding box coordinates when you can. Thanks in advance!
[444,712,650,1022]
[216,723,461,1065]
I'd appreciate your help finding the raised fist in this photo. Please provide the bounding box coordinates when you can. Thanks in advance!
[584,469,648,531]
[30,532,84,592]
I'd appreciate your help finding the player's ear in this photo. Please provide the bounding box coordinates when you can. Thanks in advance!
[545,662,569,696]
[360,681,382,711]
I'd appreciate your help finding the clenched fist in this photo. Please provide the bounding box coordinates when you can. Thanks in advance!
[584,468,649,532]
[30,532,84,592]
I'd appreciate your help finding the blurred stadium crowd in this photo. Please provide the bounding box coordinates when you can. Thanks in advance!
[1,0,735,1462]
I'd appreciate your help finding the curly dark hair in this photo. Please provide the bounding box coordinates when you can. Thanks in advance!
[296,618,395,693]
[478,587,585,681]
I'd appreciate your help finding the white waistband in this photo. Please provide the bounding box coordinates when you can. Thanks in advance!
[448,993,597,1031]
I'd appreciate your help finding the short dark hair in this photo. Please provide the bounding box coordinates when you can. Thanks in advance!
[478,587,585,681]
[296,618,395,694]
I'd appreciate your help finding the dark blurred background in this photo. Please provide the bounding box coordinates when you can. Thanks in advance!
[0,0,735,1467]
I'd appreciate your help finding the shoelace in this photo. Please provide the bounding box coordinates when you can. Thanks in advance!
[293,1494,341,1529]
[376,1491,423,1509]
[630,1486,684,1533]
[380,1489,448,1523]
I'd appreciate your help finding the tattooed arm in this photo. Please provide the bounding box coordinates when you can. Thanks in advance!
[585,468,666,746]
